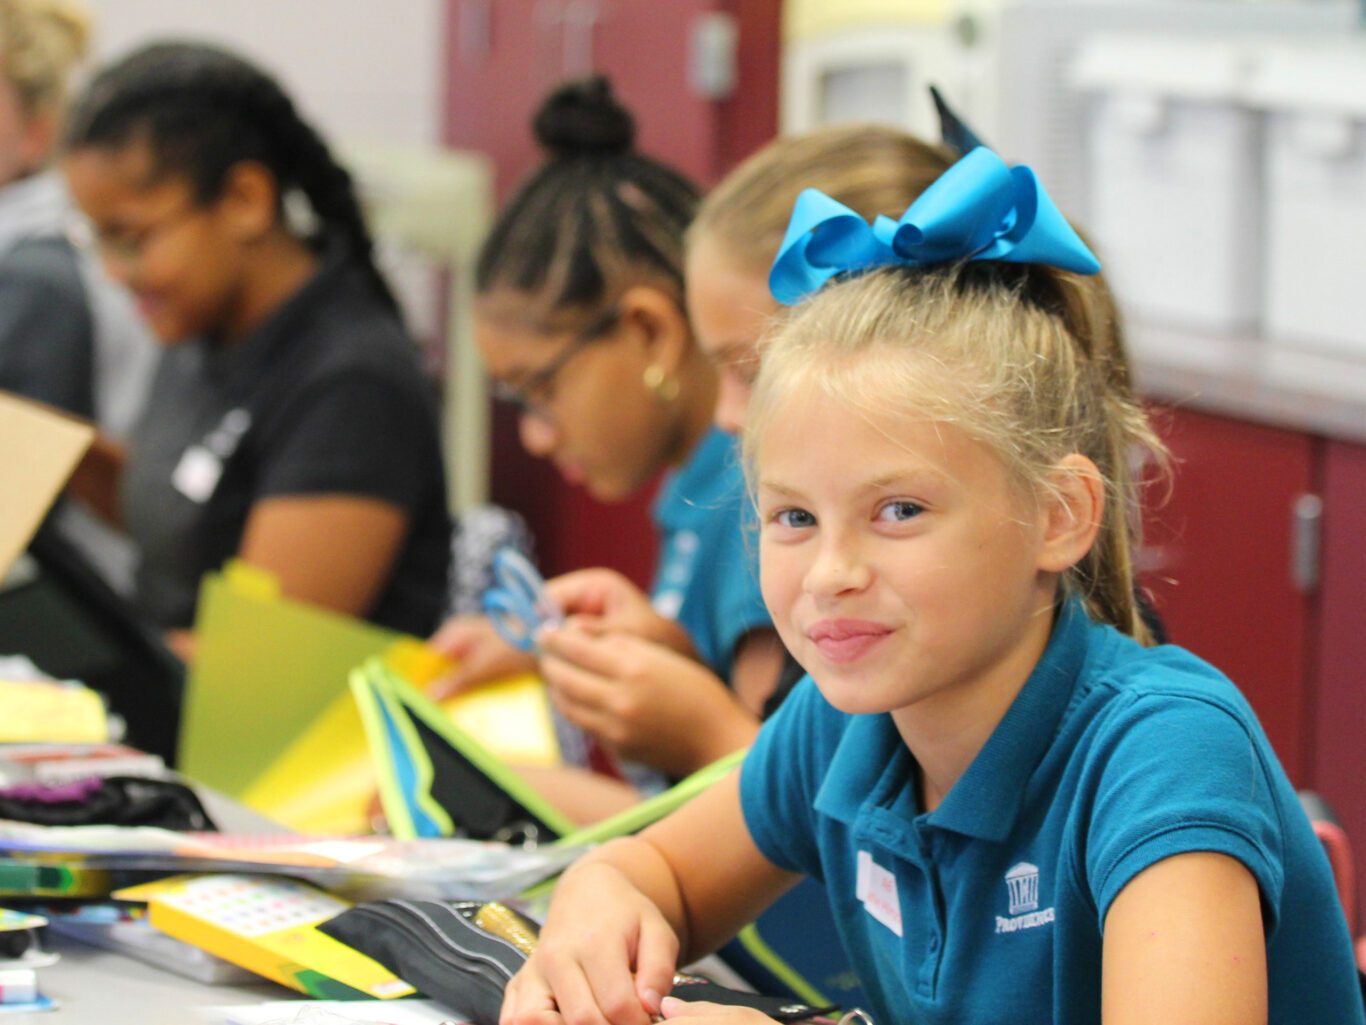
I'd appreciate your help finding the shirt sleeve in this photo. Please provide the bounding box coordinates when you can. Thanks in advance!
[1084,691,1286,930]
[740,675,832,880]
[0,243,95,419]
[254,368,438,515]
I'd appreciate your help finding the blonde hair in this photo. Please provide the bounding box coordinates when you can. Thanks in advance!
[744,262,1169,645]
[688,124,955,275]
[692,124,1140,404]
[0,0,88,118]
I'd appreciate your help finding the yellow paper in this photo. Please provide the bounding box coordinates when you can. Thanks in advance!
[114,874,412,999]
[0,391,95,581]
[0,679,108,742]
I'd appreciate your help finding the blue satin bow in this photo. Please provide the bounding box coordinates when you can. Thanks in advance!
[769,146,1100,306]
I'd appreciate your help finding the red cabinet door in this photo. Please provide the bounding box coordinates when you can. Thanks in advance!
[1312,439,1366,916]
[1140,405,1318,782]
[442,0,779,584]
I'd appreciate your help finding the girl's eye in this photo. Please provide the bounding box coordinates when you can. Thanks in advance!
[876,500,923,523]
[774,508,816,530]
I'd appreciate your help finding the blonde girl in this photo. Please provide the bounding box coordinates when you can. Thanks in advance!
[500,149,1363,1025]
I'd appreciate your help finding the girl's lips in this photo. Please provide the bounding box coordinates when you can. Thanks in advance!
[807,620,893,664]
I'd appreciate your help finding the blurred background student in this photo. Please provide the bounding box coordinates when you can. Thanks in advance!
[60,40,451,659]
[0,0,156,593]
[428,77,784,820]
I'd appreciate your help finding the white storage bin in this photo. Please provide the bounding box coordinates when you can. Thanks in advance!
[1247,40,1366,359]
[1072,35,1261,334]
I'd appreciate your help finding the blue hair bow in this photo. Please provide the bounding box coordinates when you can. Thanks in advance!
[769,147,1100,306]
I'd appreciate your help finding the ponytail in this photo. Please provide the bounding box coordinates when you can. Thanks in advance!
[64,40,397,313]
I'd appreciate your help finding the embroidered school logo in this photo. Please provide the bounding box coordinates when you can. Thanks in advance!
[996,862,1055,934]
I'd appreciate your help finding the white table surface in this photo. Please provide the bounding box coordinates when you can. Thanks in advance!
[11,929,289,1024]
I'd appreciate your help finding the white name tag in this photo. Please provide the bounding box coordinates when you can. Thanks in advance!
[856,849,903,936]
[171,445,224,504]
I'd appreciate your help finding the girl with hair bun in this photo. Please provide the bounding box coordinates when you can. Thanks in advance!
[499,149,1364,1025]
[61,40,451,654]
[430,77,783,819]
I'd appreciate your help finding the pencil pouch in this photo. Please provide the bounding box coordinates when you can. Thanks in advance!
[319,899,840,1025]
[0,776,214,830]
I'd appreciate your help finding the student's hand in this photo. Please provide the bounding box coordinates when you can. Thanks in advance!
[501,860,678,1025]
[546,569,698,659]
[659,999,779,1025]
[426,614,537,699]
[537,625,759,777]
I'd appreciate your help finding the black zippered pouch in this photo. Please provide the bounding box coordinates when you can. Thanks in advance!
[319,899,840,1025]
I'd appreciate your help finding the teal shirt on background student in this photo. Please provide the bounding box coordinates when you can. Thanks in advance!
[650,425,769,682]
[740,598,1365,1025]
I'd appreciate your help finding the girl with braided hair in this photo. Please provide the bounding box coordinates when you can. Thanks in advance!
[61,40,450,657]
[429,77,783,821]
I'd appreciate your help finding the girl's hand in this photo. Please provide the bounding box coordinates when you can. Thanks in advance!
[537,626,759,776]
[501,861,679,1025]
[659,998,779,1025]
[426,614,537,699]
[546,569,697,658]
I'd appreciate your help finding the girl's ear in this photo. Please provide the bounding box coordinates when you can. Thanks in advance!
[617,284,691,371]
[1036,453,1104,573]
[216,160,280,241]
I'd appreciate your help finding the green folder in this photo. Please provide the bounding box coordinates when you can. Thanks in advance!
[182,562,405,799]
[350,655,744,847]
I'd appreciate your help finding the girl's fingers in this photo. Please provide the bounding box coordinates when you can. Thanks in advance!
[571,934,657,1025]
[632,919,680,1016]
[535,952,618,1025]
[500,970,562,1025]
[540,652,618,716]
[539,624,624,676]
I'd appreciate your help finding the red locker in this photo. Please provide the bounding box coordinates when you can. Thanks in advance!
[442,0,780,584]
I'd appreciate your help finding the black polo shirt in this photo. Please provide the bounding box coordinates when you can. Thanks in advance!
[122,247,451,636]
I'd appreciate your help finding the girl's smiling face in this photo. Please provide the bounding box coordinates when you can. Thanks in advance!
[63,142,246,344]
[755,381,1061,720]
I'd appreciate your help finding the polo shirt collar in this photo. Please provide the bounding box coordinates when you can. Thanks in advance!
[813,598,1090,849]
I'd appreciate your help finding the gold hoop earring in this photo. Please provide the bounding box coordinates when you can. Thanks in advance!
[643,364,679,402]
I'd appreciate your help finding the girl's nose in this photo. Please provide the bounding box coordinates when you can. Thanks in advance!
[712,373,751,436]
[517,410,559,458]
[803,534,872,599]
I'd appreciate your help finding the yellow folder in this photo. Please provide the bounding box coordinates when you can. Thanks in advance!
[114,874,413,999]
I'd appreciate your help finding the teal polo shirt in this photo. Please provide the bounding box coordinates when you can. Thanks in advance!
[650,425,770,682]
[740,600,1365,1025]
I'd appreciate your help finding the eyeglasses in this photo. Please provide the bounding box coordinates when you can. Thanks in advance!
[65,201,203,267]
[491,305,621,422]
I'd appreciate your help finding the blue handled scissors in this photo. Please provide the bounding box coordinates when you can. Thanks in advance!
[482,548,564,653]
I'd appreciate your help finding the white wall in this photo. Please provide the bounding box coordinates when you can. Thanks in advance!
[84,1,445,148]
